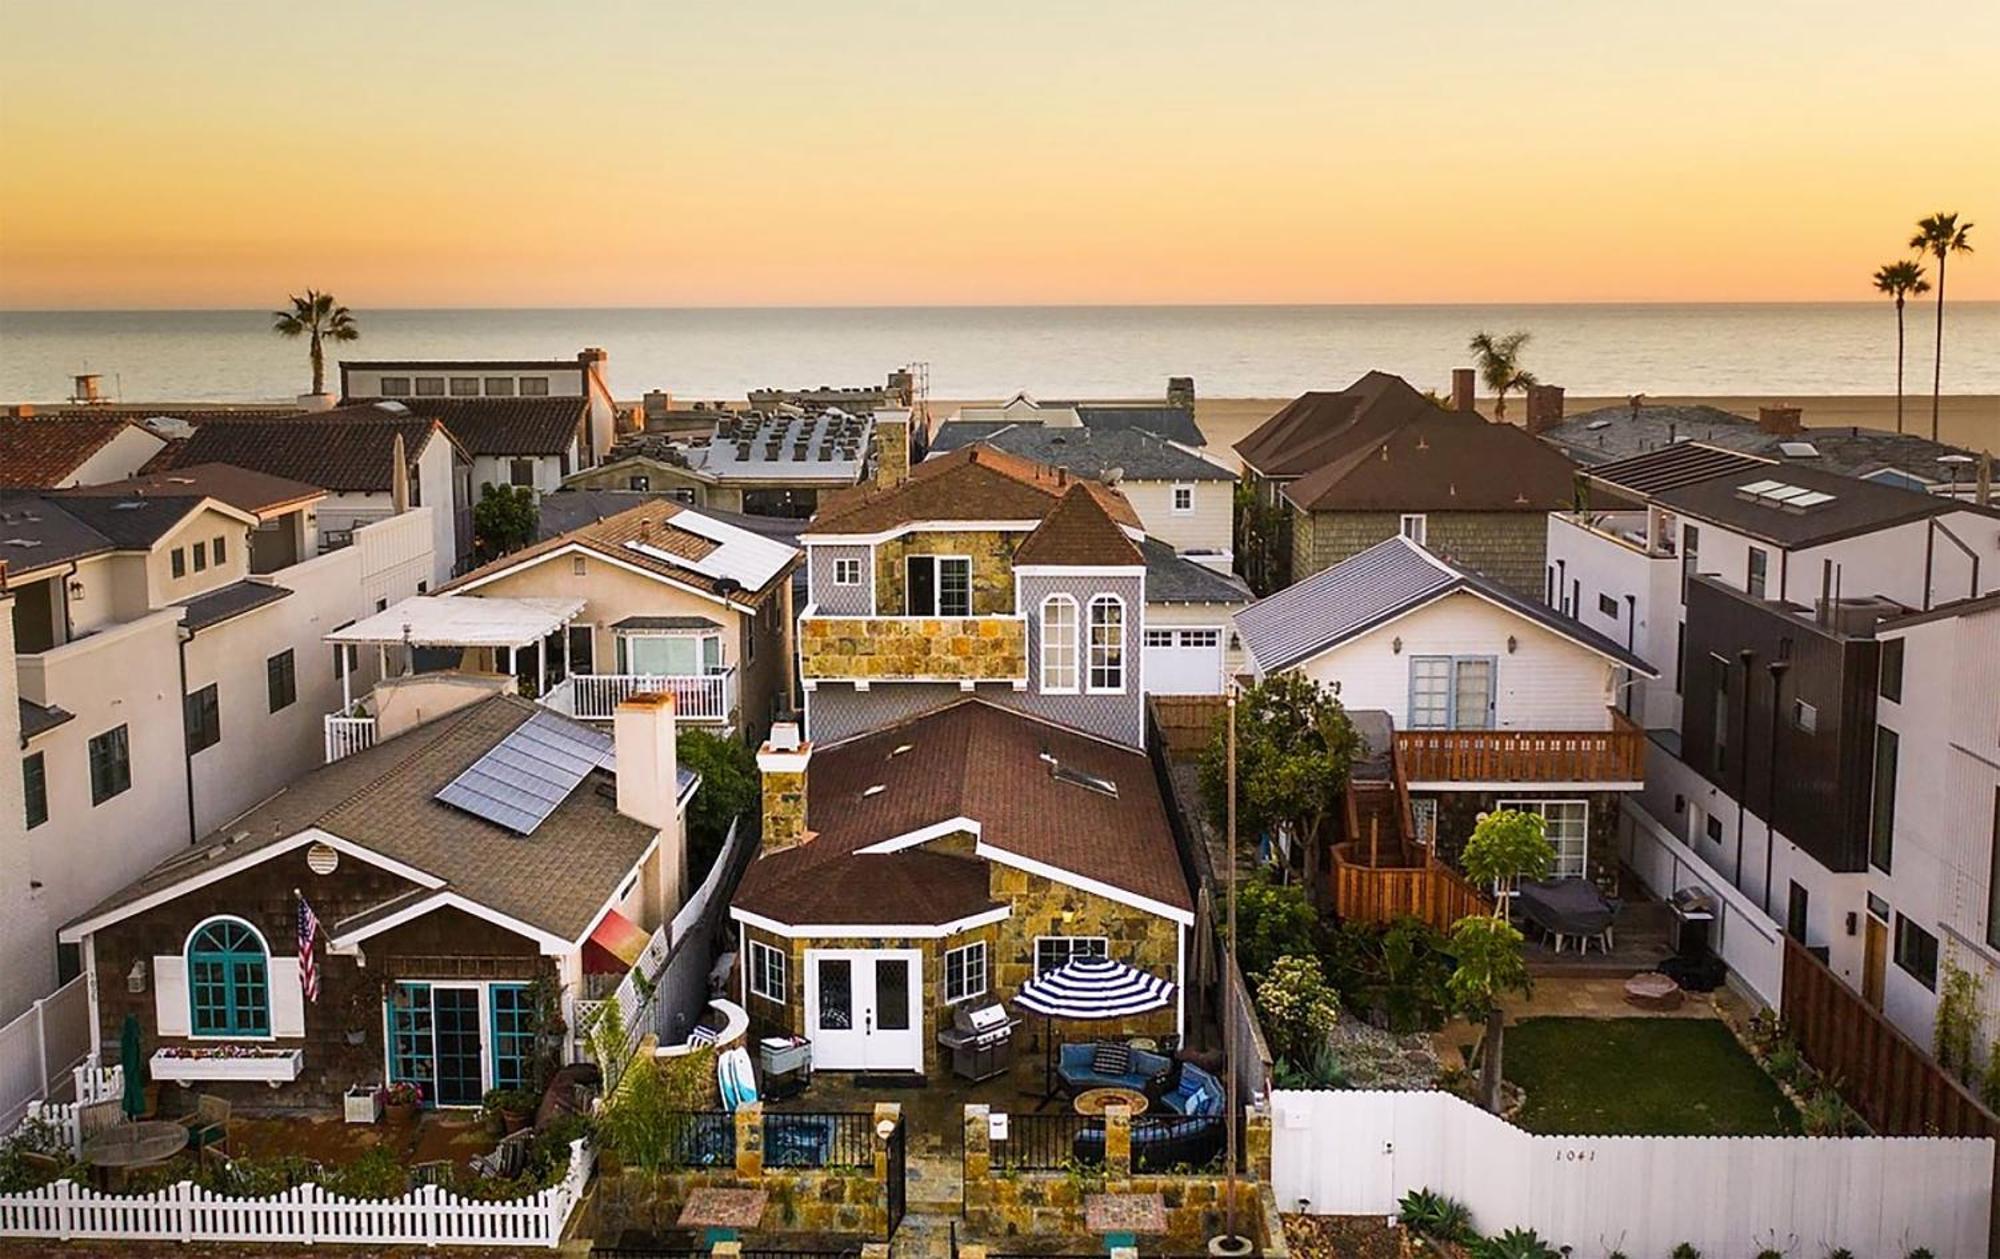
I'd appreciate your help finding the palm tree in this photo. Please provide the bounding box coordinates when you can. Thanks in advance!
[1908,213,1974,442]
[1871,260,1929,434]
[1467,330,1537,421]
[271,290,360,397]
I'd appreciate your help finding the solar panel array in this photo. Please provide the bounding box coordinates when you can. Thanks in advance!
[434,710,616,835]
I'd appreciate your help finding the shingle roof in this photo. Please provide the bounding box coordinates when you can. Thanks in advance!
[173,579,293,631]
[0,494,118,572]
[58,463,325,517]
[1235,371,1443,478]
[925,421,1017,455]
[160,417,444,492]
[936,424,1231,483]
[0,417,145,488]
[732,700,1192,927]
[1652,463,1995,549]
[1235,536,1653,675]
[1279,410,1577,513]
[806,444,1142,536]
[49,494,207,549]
[64,695,659,942]
[1073,405,1206,446]
[1013,482,1144,567]
[1580,443,1776,497]
[1139,536,1252,604]
[19,698,74,741]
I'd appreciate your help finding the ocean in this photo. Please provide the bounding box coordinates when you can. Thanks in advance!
[1,303,1996,405]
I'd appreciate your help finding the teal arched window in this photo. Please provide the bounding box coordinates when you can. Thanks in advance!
[187,917,270,1036]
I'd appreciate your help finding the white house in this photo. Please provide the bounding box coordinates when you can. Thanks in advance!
[340,349,619,470]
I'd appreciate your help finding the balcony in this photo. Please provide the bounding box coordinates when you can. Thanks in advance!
[1395,709,1646,788]
[541,668,737,725]
[799,613,1028,686]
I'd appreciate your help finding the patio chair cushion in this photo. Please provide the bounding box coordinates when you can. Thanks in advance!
[1090,1044,1131,1077]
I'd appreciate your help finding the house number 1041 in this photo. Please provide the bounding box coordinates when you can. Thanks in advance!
[1553,1149,1597,1163]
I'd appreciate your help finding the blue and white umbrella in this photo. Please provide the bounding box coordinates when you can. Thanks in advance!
[1015,956,1175,1020]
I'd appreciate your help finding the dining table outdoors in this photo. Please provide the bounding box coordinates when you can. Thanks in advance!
[678,1186,769,1245]
[80,1120,190,1188]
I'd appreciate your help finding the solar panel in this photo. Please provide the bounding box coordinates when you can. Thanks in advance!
[434,710,615,835]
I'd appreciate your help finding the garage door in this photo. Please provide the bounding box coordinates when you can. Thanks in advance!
[1143,627,1224,694]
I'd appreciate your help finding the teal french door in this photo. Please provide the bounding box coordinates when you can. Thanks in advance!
[384,982,488,1107]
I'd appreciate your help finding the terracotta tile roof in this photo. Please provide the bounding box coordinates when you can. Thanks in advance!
[1234,371,1443,479]
[158,417,445,492]
[58,463,324,517]
[808,444,1142,536]
[0,417,143,488]
[1013,481,1143,567]
[733,701,1192,928]
[1280,410,1578,513]
[343,396,589,457]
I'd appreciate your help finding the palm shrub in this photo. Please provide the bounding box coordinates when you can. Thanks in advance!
[1468,329,1537,420]
[1908,211,1974,442]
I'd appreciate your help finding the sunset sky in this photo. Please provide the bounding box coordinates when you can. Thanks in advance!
[1,1,1994,309]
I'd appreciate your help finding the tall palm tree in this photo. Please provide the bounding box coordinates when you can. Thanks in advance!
[1908,213,1974,442]
[1467,330,1537,421]
[1871,260,1929,434]
[271,290,359,397]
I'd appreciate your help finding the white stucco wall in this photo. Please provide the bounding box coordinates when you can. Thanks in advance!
[471,451,570,498]
[1545,514,1683,731]
[0,592,35,1023]
[62,425,167,488]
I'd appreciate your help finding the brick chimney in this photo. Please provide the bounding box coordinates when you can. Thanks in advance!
[1451,368,1476,414]
[1525,384,1566,434]
[757,721,812,854]
[872,410,912,489]
[1166,376,1196,410]
[1758,404,1803,437]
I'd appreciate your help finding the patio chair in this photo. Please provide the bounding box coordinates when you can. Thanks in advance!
[470,1129,533,1180]
[76,1099,124,1142]
[177,1094,231,1159]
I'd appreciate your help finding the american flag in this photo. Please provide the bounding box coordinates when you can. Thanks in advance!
[297,896,321,1003]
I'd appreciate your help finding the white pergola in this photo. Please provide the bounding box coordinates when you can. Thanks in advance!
[325,595,586,711]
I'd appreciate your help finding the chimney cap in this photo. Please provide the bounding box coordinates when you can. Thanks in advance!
[768,720,802,752]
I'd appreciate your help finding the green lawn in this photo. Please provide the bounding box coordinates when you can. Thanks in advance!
[1502,1017,1801,1136]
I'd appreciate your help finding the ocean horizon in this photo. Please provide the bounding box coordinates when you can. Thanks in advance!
[2,302,1997,404]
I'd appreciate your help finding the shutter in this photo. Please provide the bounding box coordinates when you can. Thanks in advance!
[268,957,306,1039]
[154,956,190,1037]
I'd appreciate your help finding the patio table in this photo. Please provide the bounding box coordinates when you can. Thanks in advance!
[81,1120,189,1190]
[1086,1191,1168,1249]
[679,1186,768,1245]
[1519,877,1616,947]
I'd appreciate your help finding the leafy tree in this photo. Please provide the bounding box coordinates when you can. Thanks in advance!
[473,482,538,561]
[1908,211,1974,442]
[678,728,758,885]
[1459,808,1553,915]
[269,290,359,396]
[1254,954,1342,1065]
[1233,872,1319,981]
[1199,673,1363,893]
[1231,481,1291,597]
[1871,259,1929,434]
[1467,330,1537,420]
[1447,914,1532,1113]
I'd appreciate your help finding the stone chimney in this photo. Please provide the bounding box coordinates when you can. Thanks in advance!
[1758,404,1803,437]
[872,410,912,489]
[1451,368,1476,414]
[1525,384,1566,434]
[757,721,812,854]
[1166,376,1196,410]
[886,369,915,409]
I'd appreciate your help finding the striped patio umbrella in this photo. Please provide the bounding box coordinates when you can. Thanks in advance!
[1016,956,1174,1019]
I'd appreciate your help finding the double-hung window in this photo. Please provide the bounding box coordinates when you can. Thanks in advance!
[88,726,131,805]
[1746,547,1768,598]
[833,557,863,586]
[1171,484,1195,515]
[1500,799,1590,879]
[1399,514,1428,546]
[1035,936,1107,975]
[267,650,297,712]
[748,940,787,1003]
[1040,594,1079,692]
[22,753,47,830]
[1087,596,1125,693]
[1407,656,1495,730]
[945,941,988,1004]
[904,555,972,616]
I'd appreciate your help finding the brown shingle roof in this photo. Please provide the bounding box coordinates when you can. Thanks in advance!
[733,701,1192,927]
[58,462,325,517]
[0,417,144,488]
[1234,371,1444,479]
[1013,481,1143,567]
[1280,410,1578,512]
[159,418,445,492]
[808,444,1142,535]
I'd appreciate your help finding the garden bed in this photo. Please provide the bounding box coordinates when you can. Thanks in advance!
[1502,1016,1800,1136]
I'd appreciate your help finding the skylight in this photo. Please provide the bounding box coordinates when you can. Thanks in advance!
[1735,479,1838,514]
[1778,441,1820,458]
[1052,763,1118,798]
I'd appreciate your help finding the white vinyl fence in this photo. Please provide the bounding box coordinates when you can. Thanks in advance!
[0,1136,593,1249]
[1272,1089,1993,1258]
[0,977,92,1131]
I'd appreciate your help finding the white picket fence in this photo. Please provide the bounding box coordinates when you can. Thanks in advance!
[0,977,93,1131]
[0,1136,594,1248]
[21,1065,126,1155]
[1271,1089,1993,1257]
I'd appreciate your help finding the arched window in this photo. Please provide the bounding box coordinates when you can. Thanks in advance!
[1040,594,1079,693]
[1087,595,1125,694]
[186,917,270,1037]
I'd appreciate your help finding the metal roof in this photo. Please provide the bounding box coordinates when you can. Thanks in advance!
[1582,442,1776,497]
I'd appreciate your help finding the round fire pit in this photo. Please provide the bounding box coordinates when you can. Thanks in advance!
[1624,971,1684,1011]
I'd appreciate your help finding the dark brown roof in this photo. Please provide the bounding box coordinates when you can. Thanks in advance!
[808,444,1142,535]
[159,418,445,492]
[1235,371,1445,479]
[344,397,589,457]
[1578,443,1777,497]
[1280,410,1578,512]
[0,417,148,488]
[733,701,1192,927]
[59,463,324,517]
[1013,481,1143,566]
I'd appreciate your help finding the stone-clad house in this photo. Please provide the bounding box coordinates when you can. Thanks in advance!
[57,691,695,1111]
[1235,371,1578,596]
[729,701,1195,1077]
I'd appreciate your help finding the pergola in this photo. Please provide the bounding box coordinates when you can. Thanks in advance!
[324,594,586,711]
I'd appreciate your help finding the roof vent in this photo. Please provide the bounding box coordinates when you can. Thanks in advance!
[1585,419,1611,431]
[863,784,886,798]
[889,743,914,758]
[373,400,410,415]
[1779,441,1820,458]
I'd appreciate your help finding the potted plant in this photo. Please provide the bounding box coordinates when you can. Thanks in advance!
[381,1081,424,1125]
[344,1083,383,1125]
[496,1087,535,1133]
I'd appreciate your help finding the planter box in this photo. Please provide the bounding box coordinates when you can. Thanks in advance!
[152,1047,303,1087]
[344,1085,382,1124]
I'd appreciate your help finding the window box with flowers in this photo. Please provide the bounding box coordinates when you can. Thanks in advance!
[151,1045,304,1087]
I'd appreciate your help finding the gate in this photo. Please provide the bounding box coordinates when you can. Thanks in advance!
[885,1115,907,1241]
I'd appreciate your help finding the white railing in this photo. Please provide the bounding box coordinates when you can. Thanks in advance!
[539,669,735,724]
[0,1137,593,1248]
[0,978,92,1132]
[323,715,378,764]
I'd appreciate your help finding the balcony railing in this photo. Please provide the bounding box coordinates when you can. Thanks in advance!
[1394,708,1645,786]
[799,613,1028,684]
[323,715,377,763]
[541,669,736,724]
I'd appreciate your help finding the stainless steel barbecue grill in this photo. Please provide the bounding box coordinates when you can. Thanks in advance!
[936,1000,1020,1081]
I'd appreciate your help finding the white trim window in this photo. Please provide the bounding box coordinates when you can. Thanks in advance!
[905,555,973,617]
[1087,595,1125,693]
[1035,935,1108,975]
[1040,594,1080,693]
[616,630,723,676]
[1408,655,1496,730]
[833,557,863,586]
[944,940,988,1004]
[1171,484,1195,515]
[1400,514,1428,545]
[748,939,787,1003]
[1500,799,1590,880]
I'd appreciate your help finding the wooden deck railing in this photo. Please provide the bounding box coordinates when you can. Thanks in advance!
[1394,708,1645,785]
[1327,842,1490,931]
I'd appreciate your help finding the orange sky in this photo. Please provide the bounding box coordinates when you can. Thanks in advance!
[1,1,1994,308]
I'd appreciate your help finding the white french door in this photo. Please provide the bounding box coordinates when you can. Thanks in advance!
[804,949,923,1071]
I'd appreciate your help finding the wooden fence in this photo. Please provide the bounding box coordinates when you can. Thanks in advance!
[1327,844,1489,931]
[1148,696,1227,760]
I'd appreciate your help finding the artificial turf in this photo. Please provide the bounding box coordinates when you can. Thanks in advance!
[1502,1016,1802,1136]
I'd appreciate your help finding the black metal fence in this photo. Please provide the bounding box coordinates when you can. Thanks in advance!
[763,1110,879,1169]
[988,1111,1101,1170]
[651,1111,736,1168]
[985,1110,1241,1175]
